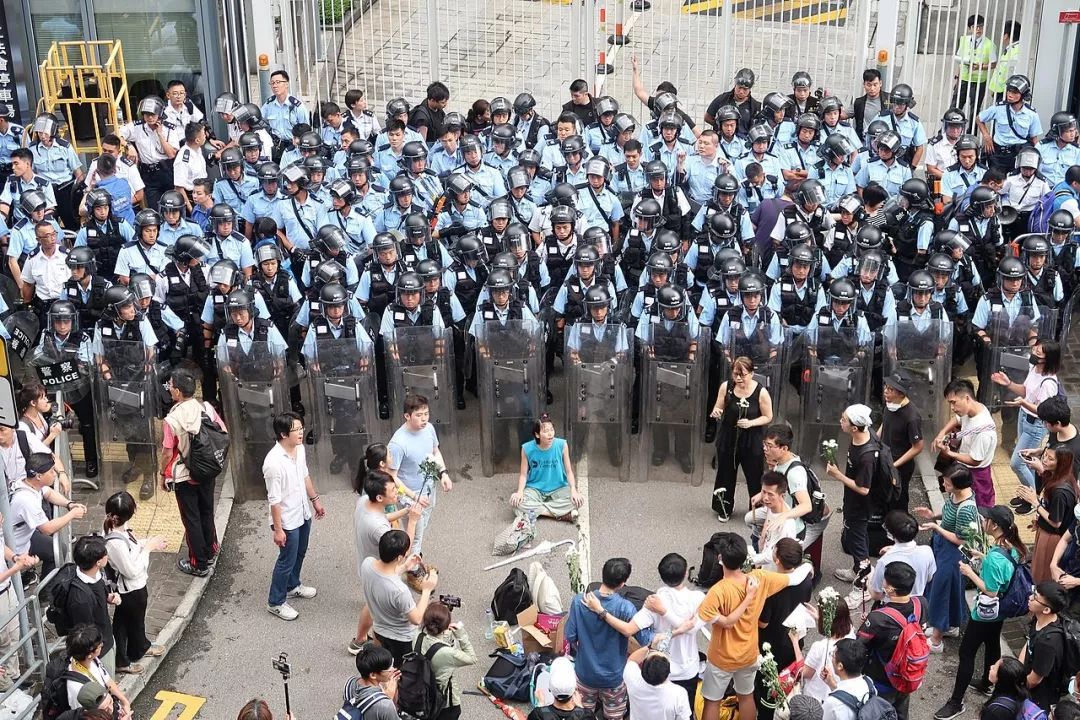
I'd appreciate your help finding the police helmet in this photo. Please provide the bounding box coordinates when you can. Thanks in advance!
[899,178,930,208]
[792,71,812,88]
[1005,75,1032,100]
[747,124,772,145]
[328,178,358,205]
[560,135,586,156]
[715,105,741,125]
[790,243,816,266]
[646,252,674,275]
[584,284,612,309]
[762,92,792,115]
[889,84,916,107]
[708,212,737,241]
[19,190,48,216]
[837,193,864,219]
[491,124,517,147]
[1021,234,1051,258]
[390,174,417,197]
[281,164,310,191]
[829,278,857,303]
[518,149,542,168]
[416,259,443,283]
[654,230,681,255]
[907,270,934,293]
[214,92,240,116]
[487,198,513,222]
[505,223,530,250]
[785,221,814,245]
[314,260,346,287]
[254,241,282,266]
[490,252,519,272]
[232,103,262,128]
[218,148,244,172]
[103,286,137,319]
[209,259,241,288]
[236,135,262,159]
[658,110,684,131]
[634,197,663,224]
[821,134,856,163]
[549,204,577,226]
[941,108,967,128]
[738,273,765,296]
[713,173,739,197]
[653,93,679,116]
[998,256,1025,280]
[1049,210,1075,234]
[585,157,611,181]
[443,112,466,132]
[257,162,282,183]
[1049,113,1078,141]
[372,232,398,253]
[158,191,185,214]
[136,97,165,119]
[613,113,637,135]
[174,235,210,264]
[857,250,885,277]
[954,134,980,153]
[403,213,429,241]
[595,96,619,117]
[298,131,322,153]
[796,179,826,207]
[302,155,328,174]
[865,119,890,142]
[1016,147,1041,170]
[486,268,515,291]
[225,288,255,318]
[582,226,611,254]
[643,161,668,182]
[455,234,484,261]
[209,204,237,233]
[875,130,903,155]
[345,156,371,178]
[969,186,998,213]
[855,225,884,251]
[396,272,424,297]
[573,245,600,268]
[128,273,155,301]
[460,134,484,155]
[796,113,822,132]
[134,208,162,234]
[489,97,512,117]
[444,173,472,197]
[656,284,686,311]
[735,68,756,89]
[386,98,410,118]
[926,253,955,276]
[85,188,112,210]
[710,254,745,282]
[507,166,531,191]
[49,300,79,332]
[513,93,537,116]
[935,229,969,252]
[66,246,97,273]
[402,141,428,162]
[349,139,375,159]
[320,282,349,307]
[315,225,348,255]
[817,96,844,117]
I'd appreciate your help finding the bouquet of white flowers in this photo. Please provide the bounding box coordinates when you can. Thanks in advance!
[821,439,839,465]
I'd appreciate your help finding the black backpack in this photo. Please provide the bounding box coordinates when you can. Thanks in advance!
[482,649,541,701]
[784,460,826,525]
[44,563,81,636]
[868,434,901,508]
[41,653,88,720]
[397,635,449,719]
[490,568,532,623]
[1053,614,1080,679]
[185,411,230,482]
[693,532,727,588]
[585,582,652,610]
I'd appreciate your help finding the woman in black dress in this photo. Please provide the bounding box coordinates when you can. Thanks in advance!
[711,356,773,520]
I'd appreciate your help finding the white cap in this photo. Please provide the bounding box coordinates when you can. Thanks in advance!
[549,657,577,699]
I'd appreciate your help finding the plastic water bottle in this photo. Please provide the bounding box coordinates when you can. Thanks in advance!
[485,609,494,639]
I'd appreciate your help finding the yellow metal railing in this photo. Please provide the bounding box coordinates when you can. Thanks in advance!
[37,40,132,157]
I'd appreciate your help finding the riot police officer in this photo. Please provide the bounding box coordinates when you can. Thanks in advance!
[158,190,203,247]
[356,232,404,319]
[854,130,911,197]
[717,273,783,366]
[780,113,822,182]
[540,205,580,291]
[213,148,259,232]
[162,234,211,365]
[690,174,754,245]
[279,165,330,270]
[940,134,986,205]
[949,185,1005,282]
[205,203,255,277]
[399,213,452,271]
[1020,234,1064,307]
[619,198,662,288]
[806,278,873,357]
[128,272,184,365]
[417,259,468,408]
[250,241,302,341]
[62,246,113,331]
[764,221,829,285]
[977,75,1042,173]
[241,162,285,241]
[478,198,513,257]
[37,299,97,475]
[73,188,135,281]
[511,93,551,151]
[502,166,539,229]
[443,234,489,319]
[433,174,485,241]
[767,243,828,336]
[890,178,936,281]
[8,189,62,287]
[628,252,678,325]
[115,209,169,285]
[303,225,360,291]
[200,260,269,404]
[635,160,693,241]
[327,178,376,259]
[1047,210,1079,299]
[577,158,624,243]
[771,178,834,248]
[399,141,443,213]
[453,134,507,206]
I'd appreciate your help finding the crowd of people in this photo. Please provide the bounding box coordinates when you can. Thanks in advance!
[1,7,1080,720]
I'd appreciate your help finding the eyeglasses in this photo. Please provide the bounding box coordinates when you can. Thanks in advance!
[1030,590,1047,607]
[290,425,304,433]
[270,80,287,86]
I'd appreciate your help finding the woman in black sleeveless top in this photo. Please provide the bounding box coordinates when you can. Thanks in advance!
[712,356,773,519]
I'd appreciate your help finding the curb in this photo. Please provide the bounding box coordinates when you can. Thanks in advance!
[116,471,236,700]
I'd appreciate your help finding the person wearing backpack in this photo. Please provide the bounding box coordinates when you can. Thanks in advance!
[101,491,166,674]
[413,601,476,720]
[1018,446,1078,583]
[340,644,401,720]
[161,367,227,578]
[934,504,1028,719]
[761,424,831,577]
[57,536,121,674]
[981,656,1046,720]
[856,561,928,720]
[1019,580,1071,712]
[868,511,936,602]
[819,638,893,720]
[914,462,980,653]
[61,626,131,719]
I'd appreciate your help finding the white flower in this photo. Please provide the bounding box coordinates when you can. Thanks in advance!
[761,642,772,653]
[968,521,979,530]
[819,586,840,603]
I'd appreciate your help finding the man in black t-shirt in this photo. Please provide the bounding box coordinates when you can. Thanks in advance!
[857,561,923,720]
[1019,580,1069,712]
[826,404,876,587]
[408,82,449,142]
[1039,396,1080,480]
[880,374,924,513]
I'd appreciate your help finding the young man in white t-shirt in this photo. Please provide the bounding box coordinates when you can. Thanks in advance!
[623,645,692,720]
[9,452,85,578]
[387,394,451,555]
[745,472,799,570]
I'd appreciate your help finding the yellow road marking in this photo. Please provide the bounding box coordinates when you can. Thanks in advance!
[791,7,848,23]
[681,0,725,13]
[735,0,818,20]
[149,690,207,720]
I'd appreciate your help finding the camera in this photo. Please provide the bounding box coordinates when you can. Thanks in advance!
[438,594,461,610]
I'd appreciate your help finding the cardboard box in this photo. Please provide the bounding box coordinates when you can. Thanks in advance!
[517,604,567,656]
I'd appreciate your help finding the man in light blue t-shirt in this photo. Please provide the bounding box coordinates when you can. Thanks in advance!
[388,394,451,554]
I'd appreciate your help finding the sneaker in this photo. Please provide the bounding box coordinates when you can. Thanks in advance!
[923,626,960,638]
[717,513,730,523]
[1013,500,1034,515]
[287,585,317,599]
[347,638,369,656]
[928,639,944,653]
[1008,496,1025,507]
[933,700,964,720]
[267,603,299,621]
[176,559,211,578]
[834,568,857,582]
[968,679,993,696]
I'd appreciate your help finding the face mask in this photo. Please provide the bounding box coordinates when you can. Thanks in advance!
[1029,353,1040,366]
[885,402,903,412]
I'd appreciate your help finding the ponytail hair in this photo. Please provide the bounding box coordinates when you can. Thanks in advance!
[352,443,389,494]
[103,491,137,534]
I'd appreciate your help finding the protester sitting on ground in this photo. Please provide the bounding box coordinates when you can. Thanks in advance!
[512,414,583,521]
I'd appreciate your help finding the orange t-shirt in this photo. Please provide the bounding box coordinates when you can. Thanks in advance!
[697,569,791,671]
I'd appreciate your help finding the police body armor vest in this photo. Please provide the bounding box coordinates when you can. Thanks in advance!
[895,300,945,321]
[543,237,576,290]
[560,277,592,325]
[856,279,892,332]
[522,251,544,293]
[430,287,454,326]
[782,205,828,244]
[142,301,170,352]
[310,314,359,350]
[448,261,487,314]
[893,210,935,265]
[209,289,231,332]
[163,262,209,323]
[813,307,863,359]
[643,310,692,362]
[778,275,820,328]
[824,225,855,267]
[477,299,528,356]
[95,319,141,343]
[478,228,505,258]
[367,263,401,317]
[658,188,686,233]
[63,275,111,330]
[251,272,296,333]
[223,318,273,371]
[984,287,1038,346]
[619,230,650,284]
[1025,268,1058,309]
[702,203,747,243]
[398,240,442,272]
[83,218,126,277]
[725,305,775,364]
[576,317,623,364]
[42,330,90,365]
[955,213,1003,249]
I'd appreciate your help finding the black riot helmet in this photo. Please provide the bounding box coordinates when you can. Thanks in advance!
[134,208,162,235]
[790,243,816,266]
[584,284,612,310]
[997,256,1025,281]
[372,232,398,254]
[103,286,137,320]
[349,139,375,159]
[158,190,185,214]
[656,284,686,311]
[829,278,857,303]
[490,252,519,272]
[549,204,578,227]
[395,272,424,301]
[329,178,358,205]
[889,84,915,107]
[298,131,323,153]
[386,98,410,118]
[796,179,826,207]
[238,132,262,154]
[653,230,681,255]
[634,198,663,228]
[402,141,428,162]
[320,282,349,308]
[209,203,236,232]
[582,226,612,255]
[174,235,210,265]
[85,188,112,211]
[968,186,998,214]
[486,268,515,292]
[389,174,416,198]
[907,270,934,294]
[899,178,930,208]
[1005,75,1032,100]
[1048,112,1078,141]
[49,300,79,333]
[762,92,791,116]
[314,260,346,288]
[232,103,263,129]
[785,221,814,246]
[855,225,884,252]
[875,131,903,156]
[403,213,429,242]
[512,93,537,116]
[926,253,955,277]
[219,147,244,170]
[257,161,281,185]
[504,224,530,251]
[416,259,443,283]
[491,124,517,148]
[487,198,513,223]
[712,173,739,200]
[128,273,156,302]
[796,113,821,133]
[225,288,256,319]
[1021,234,1051,261]
[1049,210,1075,236]
[643,160,668,183]
[545,182,579,208]
[315,224,348,255]
[573,244,600,269]
[66,246,97,274]
[489,97,513,118]
[738,273,765,297]
[444,174,472,198]
[455,234,484,262]
[708,213,737,242]
[209,259,241,288]
[710,253,745,282]
[646,251,674,277]
[821,134,855,164]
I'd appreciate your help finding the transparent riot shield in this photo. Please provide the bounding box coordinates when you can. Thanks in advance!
[883,318,953,432]
[307,336,380,488]
[475,318,545,477]
[800,325,873,456]
[27,337,92,405]
[563,324,633,482]
[986,306,1058,412]
[386,326,457,464]
[1064,289,1080,353]
[93,338,160,493]
[4,310,41,380]
[718,323,789,407]
[636,322,710,485]
[217,339,289,501]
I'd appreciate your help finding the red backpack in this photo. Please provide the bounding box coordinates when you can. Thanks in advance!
[875,597,929,694]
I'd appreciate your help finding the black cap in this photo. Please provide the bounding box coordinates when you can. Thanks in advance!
[883,373,911,396]
[978,504,1014,531]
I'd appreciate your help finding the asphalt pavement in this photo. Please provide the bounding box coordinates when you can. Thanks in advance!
[131,394,993,720]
